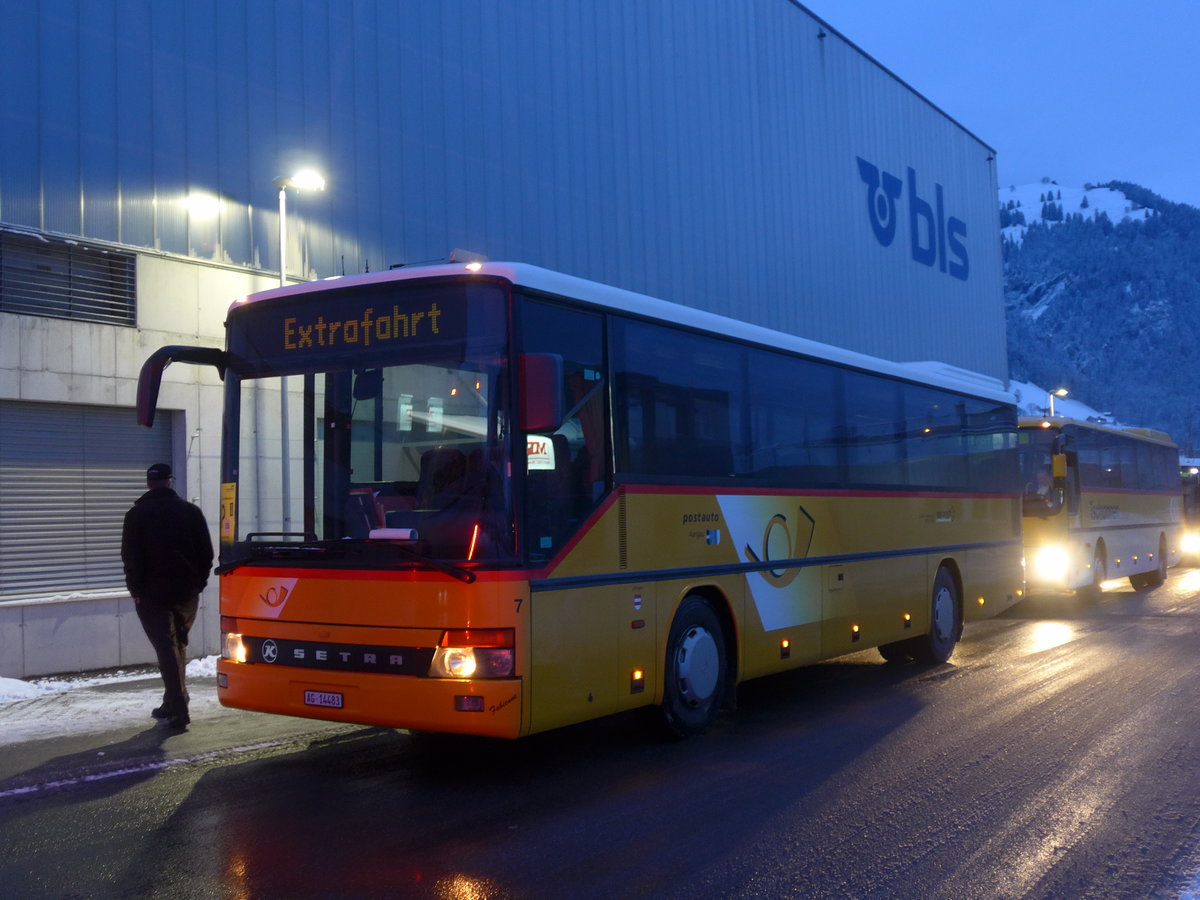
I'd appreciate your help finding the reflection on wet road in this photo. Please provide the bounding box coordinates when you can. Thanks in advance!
[3,570,1200,899]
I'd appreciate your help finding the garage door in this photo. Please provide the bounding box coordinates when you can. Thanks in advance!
[0,400,175,600]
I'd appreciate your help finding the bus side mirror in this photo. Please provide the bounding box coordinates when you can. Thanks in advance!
[1051,452,1068,491]
[137,345,228,427]
[519,353,563,433]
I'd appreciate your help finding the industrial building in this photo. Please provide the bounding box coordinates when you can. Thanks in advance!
[0,0,1006,677]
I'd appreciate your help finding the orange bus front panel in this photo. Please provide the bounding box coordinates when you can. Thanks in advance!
[217,658,523,739]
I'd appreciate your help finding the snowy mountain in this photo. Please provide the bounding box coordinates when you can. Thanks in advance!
[1000,180,1200,455]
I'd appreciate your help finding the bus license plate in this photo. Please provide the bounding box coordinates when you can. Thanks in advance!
[304,690,344,709]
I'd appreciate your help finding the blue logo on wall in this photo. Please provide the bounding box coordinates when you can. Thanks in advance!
[856,156,969,281]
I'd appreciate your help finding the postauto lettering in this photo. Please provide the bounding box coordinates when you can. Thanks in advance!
[856,156,969,281]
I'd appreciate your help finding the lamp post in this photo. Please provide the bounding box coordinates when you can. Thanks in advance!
[272,169,326,533]
[1048,387,1069,417]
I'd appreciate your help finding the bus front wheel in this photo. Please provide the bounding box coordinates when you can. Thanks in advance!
[661,596,726,737]
[1078,545,1106,600]
[909,567,961,665]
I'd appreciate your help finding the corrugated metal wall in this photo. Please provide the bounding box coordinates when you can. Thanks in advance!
[0,0,1007,379]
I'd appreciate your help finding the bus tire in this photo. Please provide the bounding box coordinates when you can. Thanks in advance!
[661,596,726,738]
[1078,545,1105,600]
[1131,536,1168,590]
[909,567,961,665]
[877,641,913,664]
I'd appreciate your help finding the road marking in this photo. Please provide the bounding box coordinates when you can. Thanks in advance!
[0,737,312,801]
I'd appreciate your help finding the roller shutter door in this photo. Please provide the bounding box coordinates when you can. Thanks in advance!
[0,401,174,601]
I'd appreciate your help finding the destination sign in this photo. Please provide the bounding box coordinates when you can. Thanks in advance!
[227,279,499,376]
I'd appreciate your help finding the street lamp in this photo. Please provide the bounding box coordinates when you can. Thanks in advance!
[1048,387,1069,417]
[272,169,326,532]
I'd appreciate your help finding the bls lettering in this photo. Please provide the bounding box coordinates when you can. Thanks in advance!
[856,157,969,281]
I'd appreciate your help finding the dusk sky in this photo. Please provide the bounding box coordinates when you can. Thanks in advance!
[801,0,1200,208]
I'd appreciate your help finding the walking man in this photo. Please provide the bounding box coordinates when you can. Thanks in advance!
[121,463,213,728]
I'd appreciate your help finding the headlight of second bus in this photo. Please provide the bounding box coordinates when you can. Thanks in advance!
[1181,530,1200,557]
[429,629,515,679]
[1031,545,1070,583]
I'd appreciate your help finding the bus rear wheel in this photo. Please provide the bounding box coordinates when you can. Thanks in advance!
[661,596,726,737]
[909,567,961,664]
[1130,536,1168,591]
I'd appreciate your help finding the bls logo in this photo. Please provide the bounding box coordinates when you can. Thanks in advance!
[855,156,969,281]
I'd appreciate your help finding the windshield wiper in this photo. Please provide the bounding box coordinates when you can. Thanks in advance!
[341,538,477,584]
[215,538,477,583]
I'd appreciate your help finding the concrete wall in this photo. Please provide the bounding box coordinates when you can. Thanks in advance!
[0,253,276,678]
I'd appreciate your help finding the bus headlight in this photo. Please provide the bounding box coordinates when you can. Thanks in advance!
[429,629,515,679]
[1181,531,1200,556]
[222,631,247,663]
[1032,545,1070,582]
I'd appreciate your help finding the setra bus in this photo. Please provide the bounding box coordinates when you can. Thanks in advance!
[137,262,1024,738]
[1019,416,1182,596]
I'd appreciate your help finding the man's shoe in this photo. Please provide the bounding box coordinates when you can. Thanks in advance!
[165,709,190,729]
[151,704,172,719]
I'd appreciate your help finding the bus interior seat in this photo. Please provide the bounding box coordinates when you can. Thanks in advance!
[417,448,467,507]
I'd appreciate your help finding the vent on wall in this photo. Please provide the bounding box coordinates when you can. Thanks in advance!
[0,230,136,326]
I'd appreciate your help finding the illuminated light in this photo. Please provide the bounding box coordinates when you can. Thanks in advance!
[276,168,326,192]
[450,387,459,396]
[851,624,861,641]
[923,427,932,434]
[430,629,515,678]
[780,638,791,659]
[221,631,247,663]
[903,613,911,621]
[1181,531,1200,555]
[632,668,644,680]
[443,649,477,678]
[631,668,645,693]
[475,381,481,390]
[1040,420,1052,429]
[851,624,859,632]
[977,596,986,606]
[467,521,480,560]
[465,261,484,272]
[1032,544,1070,582]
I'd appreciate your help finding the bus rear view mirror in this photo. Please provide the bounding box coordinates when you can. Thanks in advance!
[519,353,563,433]
[137,345,228,427]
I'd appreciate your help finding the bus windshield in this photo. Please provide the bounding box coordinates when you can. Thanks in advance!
[221,278,514,568]
[1018,425,1063,515]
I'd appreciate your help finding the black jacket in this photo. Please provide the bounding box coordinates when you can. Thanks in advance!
[121,487,214,601]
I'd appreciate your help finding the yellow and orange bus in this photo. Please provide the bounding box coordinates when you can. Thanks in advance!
[138,262,1023,738]
[1019,416,1182,596]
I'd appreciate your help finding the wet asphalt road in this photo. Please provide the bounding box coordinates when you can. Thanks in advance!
[2,570,1200,899]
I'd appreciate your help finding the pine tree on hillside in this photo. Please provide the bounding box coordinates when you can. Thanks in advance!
[1004,185,1200,449]
[1080,195,1089,209]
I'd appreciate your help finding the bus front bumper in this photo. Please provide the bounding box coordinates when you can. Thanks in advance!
[216,660,524,739]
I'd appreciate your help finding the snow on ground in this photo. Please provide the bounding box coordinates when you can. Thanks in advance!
[0,656,219,746]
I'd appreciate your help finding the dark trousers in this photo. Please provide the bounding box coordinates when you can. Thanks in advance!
[135,592,199,712]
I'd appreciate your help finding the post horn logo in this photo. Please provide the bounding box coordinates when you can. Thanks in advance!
[743,507,816,588]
